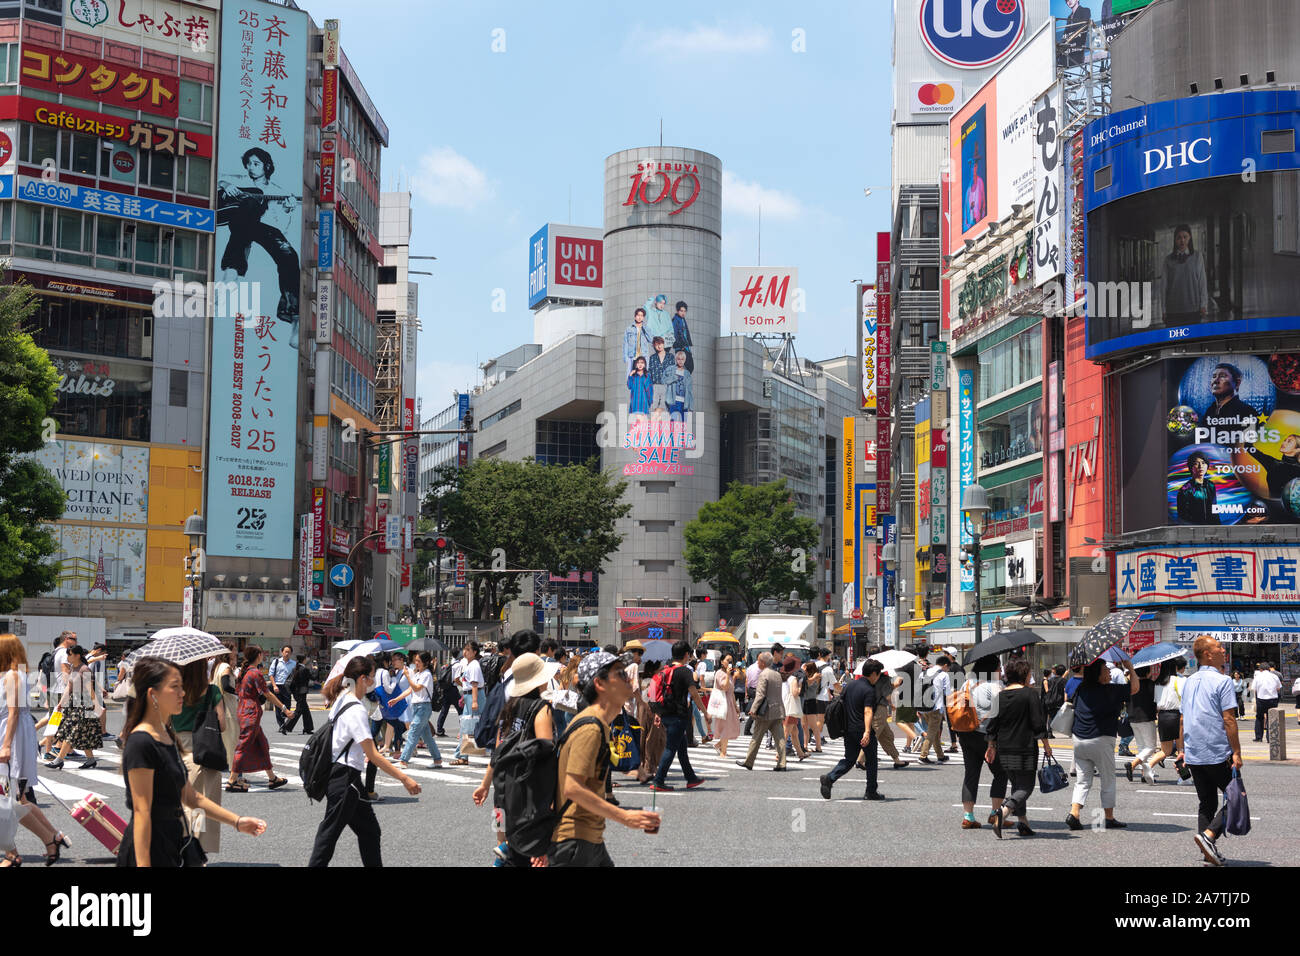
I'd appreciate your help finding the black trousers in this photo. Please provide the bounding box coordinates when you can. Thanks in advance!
[220,223,300,299]
[308,765,382,867]
[549,838,614,867]
[435,695,462,734]
[1255,698,1278,741]
[826,729,878,794]
[283,691,314,733]
[1189,760,1233,840]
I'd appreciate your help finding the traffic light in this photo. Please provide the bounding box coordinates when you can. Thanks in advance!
[689,594,711,603]
[413,533,449,551]
[582,624,590,637]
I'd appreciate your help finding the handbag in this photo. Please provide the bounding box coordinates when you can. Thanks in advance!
[0,778,21,853]
[946,685,980,732]
[609,713,642,772]
[192,690,229,772]
[1050,701,1075,736]
[1223,768,1251,836]
[706,688,728,719]
[1037,752,1069,794]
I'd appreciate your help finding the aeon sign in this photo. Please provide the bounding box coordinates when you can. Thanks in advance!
[622,161,701,216]
[919,0,1026,69]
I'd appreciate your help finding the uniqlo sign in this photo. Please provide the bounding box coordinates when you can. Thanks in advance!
[555,236,602,289]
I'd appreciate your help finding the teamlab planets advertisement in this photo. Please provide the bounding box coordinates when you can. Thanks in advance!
[1166,353,1300,525]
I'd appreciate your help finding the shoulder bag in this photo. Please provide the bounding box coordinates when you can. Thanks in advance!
[192,688,229,772]
[946,683,980,732]
[1223,768,1251,836]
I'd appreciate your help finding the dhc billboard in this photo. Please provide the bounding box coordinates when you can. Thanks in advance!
[1084,90,1300,359]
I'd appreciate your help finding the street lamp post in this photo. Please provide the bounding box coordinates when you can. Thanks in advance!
[961,483,990,647]
[183,511,206,630]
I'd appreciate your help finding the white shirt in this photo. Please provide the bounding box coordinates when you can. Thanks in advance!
[965,677,1004,721]
[451,659,466,684]
[330,695,371,771]
[1251,670,1282,701]
[926,666,952,710]
[460,659,484,692]
[53,647,69,693]
[409,669,434,705]
[817,664,834,702]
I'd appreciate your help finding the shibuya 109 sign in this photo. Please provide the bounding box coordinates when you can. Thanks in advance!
[620,160,701,216]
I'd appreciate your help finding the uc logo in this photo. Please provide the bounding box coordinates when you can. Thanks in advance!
[919,0,1025,69]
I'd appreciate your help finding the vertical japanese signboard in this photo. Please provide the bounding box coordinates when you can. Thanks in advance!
[298,513,311,607]
[861,284,877,411]
[842,417,856,590]
[206,0,307,559]
[1032,82,1063,289]
[958,369,976,592]
[455,551,467,588]
[875,232,892,521]
[311,487,326,598]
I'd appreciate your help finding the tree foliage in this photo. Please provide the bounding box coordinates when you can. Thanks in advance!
[424,457,630,620]
[683,479,820,614]
[0,281,64,612]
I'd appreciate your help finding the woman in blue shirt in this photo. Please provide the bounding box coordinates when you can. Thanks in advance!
[1066,658,1139,831]
[627,356,652,419]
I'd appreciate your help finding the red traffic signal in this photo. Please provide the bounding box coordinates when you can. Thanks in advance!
[435,536,448,550]
[689,594,711,602]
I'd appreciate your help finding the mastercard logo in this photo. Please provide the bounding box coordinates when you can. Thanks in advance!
[916,83,956,106]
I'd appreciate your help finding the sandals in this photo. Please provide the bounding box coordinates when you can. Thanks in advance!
[268,776,288,790]
[44,831,71,866]
[225,781,250,793]
[1,851,21,867]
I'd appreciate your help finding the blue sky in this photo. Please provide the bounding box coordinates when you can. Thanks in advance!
[332,0,895,417]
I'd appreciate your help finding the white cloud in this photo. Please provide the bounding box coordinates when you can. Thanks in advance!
[632,22,772,58]
[722,170,804,221]
[410,147,494,210]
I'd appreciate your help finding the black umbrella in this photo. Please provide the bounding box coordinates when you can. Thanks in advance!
[962,629,1047,665]
[404,637,451,655]
[1069,609,1142,668]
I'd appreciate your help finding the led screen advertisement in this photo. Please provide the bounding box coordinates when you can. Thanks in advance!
[619,292,697,476]
[1165,353,1300,527]
[1084,92,1300,359]
[206,0,307,558]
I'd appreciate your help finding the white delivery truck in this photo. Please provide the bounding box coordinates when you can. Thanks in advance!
[2,615,107,670]
[737,614,815,666]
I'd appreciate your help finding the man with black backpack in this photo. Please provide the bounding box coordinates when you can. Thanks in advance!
[548,651,660,866]
[820,659,885,801]
[649,640,709,792]
[282,655,316,734]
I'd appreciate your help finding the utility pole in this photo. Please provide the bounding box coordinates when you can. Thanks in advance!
[433,496,444,647]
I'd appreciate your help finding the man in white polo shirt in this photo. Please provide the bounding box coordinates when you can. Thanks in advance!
[1250,662,1282,742]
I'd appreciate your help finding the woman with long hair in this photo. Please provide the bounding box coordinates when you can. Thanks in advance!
[171,658,227,854]
[800,661,822,753]
[1148,658,1191,783]
[388,651,444,769]
[0,634,68,866]
[49,645,103,770]
[308,656,421,867]
[212,643,239,769]
[709,653,741,758]
[781,655,809,762]
[1123,665,1160,786]
[227,646,289,793]
[118,658,267,866]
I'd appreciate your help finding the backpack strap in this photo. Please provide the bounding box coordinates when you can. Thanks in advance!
[554,714,612,820]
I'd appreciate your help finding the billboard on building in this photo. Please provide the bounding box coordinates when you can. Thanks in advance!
[958,368,976,591]
[205,0,307,559]
[842,417,856,589]
[1051,0,1153,69]
[64,0,217,61]
[861,284,877,410]
[730,268,797,334]
[1084,91,1300,359]
[528,223,603,308]
[947,23,1055,255]
[29,440,149,523]
[1032,82,1064,286]
[1116,544,1300,607]
[21,44,181,116]
[49,526,147,601]
[619,285,698,475]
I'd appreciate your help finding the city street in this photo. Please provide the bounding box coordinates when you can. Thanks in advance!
[21,702,1300,869]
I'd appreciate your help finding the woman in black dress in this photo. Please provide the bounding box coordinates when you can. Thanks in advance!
[984,658,1052,838]
[118,657,269,867]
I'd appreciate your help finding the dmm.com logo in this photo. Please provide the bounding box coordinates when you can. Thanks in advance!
[919,0,1025,69]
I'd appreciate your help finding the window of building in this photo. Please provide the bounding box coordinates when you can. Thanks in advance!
[30,296,152,360]
[978,399,1043,469]
[169,369,188,406]
[978,325,1042,401]
[535,420,599,465]
[481,399,522,430]
[47,354,151,441]
[378,266,396,284]
[138,150,175,189]
[178,80,214,123]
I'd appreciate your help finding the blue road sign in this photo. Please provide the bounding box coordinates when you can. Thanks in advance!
[330,564,355,587]
[307,598,323,612]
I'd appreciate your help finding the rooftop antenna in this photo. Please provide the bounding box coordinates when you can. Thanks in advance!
[568,184,572,223]
[659,118,663,147]
[757,204,762,266]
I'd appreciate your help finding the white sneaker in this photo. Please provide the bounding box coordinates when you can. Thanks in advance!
[1177,776,1195,785]
[1140,765,1155,785]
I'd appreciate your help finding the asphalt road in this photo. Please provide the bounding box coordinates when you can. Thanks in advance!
[21,702,1300,869]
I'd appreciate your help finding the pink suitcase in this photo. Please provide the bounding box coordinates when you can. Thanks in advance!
[71,794,127,855]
